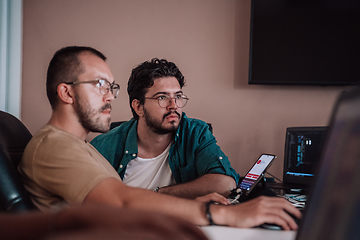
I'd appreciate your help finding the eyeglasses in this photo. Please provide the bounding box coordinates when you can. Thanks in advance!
[144,94,189,108]
[64,79,120,98]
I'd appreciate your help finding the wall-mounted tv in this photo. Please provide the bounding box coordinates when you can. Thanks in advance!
[249,0,360,86]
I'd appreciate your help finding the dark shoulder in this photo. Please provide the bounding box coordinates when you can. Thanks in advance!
[91,119,135,145]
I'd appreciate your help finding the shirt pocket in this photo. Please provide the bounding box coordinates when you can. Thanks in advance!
[178,163,197,183]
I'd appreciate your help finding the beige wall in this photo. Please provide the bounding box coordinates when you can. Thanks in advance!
[21,0,345,179]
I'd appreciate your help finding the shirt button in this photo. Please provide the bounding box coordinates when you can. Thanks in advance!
[119,165,123,168]
[125,150,128,154]
[132,154,136,157]
[219,156,223,160]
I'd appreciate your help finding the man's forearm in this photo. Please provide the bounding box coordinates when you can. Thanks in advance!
[84,177,210,226]
[84,177,302,229]
[158,174,236,199]
[0,212,51,240]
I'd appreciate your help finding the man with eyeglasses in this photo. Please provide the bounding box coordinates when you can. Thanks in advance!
[90,58,235,203]
[19,46,301,231]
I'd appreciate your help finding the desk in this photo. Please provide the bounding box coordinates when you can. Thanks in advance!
[201,226,296,240]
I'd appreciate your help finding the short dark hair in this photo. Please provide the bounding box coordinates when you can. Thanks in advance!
[46,46,106,109]
[127,58,186,119]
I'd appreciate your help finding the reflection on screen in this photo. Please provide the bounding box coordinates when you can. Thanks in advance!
[286,132,326,178]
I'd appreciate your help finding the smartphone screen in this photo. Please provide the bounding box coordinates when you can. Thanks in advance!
[239,154,276,195]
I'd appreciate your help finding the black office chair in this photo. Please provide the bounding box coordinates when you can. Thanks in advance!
[0,111,37,212]
[110,121,213,133]
[110,121,126,130]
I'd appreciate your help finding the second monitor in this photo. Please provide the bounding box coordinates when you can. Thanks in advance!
[283,126,328,189]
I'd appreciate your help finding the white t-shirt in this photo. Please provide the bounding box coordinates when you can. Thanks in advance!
[123,143,174,190]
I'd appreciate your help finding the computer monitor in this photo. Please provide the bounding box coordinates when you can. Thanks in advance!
[283,127,328,187]
[296,87,360,240]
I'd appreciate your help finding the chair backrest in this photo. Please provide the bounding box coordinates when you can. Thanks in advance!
[0,111,37,212]
[110,121,126,130]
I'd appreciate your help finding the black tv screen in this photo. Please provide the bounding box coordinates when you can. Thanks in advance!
[249,0,360,86]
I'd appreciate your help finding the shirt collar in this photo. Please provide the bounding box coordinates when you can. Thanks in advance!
[174,112,187,142]
[124,120,138,155]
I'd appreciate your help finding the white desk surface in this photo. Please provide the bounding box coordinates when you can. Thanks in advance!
[201,226,297,240]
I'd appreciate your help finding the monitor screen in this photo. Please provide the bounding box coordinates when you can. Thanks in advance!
[283,127,327,186]
[296,87,360,240]
[249,0,360,86]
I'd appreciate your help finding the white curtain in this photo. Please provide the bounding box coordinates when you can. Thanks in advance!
[0,0,22,118]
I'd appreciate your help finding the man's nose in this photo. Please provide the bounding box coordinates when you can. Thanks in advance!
[104,90,115,102]
[167,97,177,109]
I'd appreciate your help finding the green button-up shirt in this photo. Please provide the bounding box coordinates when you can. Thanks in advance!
[91,113,240,185]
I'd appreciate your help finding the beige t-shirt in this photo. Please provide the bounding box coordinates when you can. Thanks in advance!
[18,125,121,211]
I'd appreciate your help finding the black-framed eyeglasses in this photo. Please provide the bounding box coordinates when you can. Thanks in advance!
[144,94,189,108]
[64,79,120,98]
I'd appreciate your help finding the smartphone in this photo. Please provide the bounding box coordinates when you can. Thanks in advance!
[238,154,277,196]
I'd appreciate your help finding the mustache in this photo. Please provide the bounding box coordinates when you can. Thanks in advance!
[163,111,180,120]
[100,103,112,112]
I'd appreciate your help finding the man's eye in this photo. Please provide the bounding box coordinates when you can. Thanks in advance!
[98,79,107,87]
[175,95,183,99]
[157,95,168,100]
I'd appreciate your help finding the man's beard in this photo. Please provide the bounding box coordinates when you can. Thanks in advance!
[143,108,180,135]
[73,96,111,133]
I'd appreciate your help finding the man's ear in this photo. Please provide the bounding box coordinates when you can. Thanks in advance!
[57,83,74,104]
[131,99,144,117]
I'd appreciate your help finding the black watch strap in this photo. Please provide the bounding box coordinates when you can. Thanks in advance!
[205,201,216,225]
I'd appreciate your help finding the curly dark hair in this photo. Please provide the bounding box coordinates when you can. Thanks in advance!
[46,46,106,109]
[127,58,186,120]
